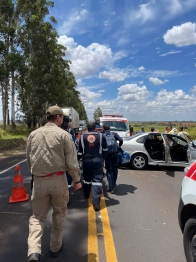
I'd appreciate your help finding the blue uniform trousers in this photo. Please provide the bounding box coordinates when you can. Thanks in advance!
[82,157,103,206]
[105,153,118,190]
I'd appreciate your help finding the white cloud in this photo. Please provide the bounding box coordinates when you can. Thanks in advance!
[97,90,105,93]
[163,22,196,47]
[150,70,179,77]
[77,87,102,102]
[129,3,155,24]
[78,85,196,121]
[165,0,196,16]
[190,86,196,94]
[118,84,151,101]
[149,77,164,86]
[96,100,116,110]
[99,69,128,82]
[58,9,89,35]
[58,35,112,78]
[160,50,182,56]
[111,51,128,63]
[148,89,194,106]
[123,0,196,34]
[58,35,77,50]
[138,66,145,71]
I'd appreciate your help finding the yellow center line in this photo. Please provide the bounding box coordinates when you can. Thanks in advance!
[100,195,118,262]
[88,196,98,262]
[88,194,118,262]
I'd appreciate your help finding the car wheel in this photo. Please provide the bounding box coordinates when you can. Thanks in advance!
[130,153,147,170]
[183,217,196,262]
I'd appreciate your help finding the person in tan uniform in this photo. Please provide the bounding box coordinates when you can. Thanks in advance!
[26,106,82,262]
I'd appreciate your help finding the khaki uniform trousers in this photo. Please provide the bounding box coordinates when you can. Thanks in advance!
[27,173,69,256]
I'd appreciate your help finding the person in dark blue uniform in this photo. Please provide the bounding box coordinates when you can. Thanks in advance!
[95,118,103,133]
[103,124,123,194]
[78,122,108,211]
[61,113,75,198]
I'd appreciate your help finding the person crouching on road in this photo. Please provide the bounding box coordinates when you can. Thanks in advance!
[78,122,108,212]
[103,124,123,194]
[26,106,82,262]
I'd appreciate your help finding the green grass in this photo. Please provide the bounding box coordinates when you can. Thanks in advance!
[0,125,31,150]
[130,123,196,140]
[1,122,196,151]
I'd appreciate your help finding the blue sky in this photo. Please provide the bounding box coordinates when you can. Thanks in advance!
[53,0,196,121]
[1,0,196,122]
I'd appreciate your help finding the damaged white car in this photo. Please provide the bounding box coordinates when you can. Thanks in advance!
[122,132,196,170]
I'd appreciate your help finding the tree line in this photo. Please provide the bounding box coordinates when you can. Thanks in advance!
[0,0,87,130]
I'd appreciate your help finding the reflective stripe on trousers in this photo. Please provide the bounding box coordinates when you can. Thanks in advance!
[82,159,103,205]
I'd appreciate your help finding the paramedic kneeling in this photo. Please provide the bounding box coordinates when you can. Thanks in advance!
[103,124,123,194]
[78,122,108,212]
[26,106,82,262]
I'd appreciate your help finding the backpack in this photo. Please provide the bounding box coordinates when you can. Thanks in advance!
[105,132,118,154]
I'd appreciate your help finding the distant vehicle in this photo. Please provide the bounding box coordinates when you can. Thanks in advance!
[61,107,79,133]
[121,132,196,170]
[178,161,196,262]
[79,120,86,131]
[99,114,130,138]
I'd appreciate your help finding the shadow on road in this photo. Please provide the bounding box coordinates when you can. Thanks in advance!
[119,163,184,178]
[114,183,137,196]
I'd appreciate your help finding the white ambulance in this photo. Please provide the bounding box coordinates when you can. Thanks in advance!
[178,160,196,261]
[99,114,130,138]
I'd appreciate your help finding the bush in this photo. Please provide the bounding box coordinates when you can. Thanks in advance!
[0,125,31,136]
[0,125,31,150]
[0,128,7,139]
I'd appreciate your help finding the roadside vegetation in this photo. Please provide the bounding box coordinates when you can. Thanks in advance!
[1,121,196,153]
[0,1,88,131]
[0,125,31,151]
[130,122,196,140]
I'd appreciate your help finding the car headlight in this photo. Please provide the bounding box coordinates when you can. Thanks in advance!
[126,132,130,137]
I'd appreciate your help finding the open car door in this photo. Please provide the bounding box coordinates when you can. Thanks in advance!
[144,133,166,161]
[161,134,170,163]
[183,134,196,162]
[164,134,189,163]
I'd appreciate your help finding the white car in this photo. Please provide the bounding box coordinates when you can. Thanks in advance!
[178,160,196,262]
[121,132,196,170]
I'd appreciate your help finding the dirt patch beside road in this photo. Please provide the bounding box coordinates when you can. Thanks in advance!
[0,145,26,172]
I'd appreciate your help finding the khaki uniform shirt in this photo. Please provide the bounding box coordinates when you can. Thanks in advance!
[178,131,189,140]
[169,129,178,135]
[26,123,80,182]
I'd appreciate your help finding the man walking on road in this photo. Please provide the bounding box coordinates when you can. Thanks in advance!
[103,124,123,194]
[78,122,108,212]
[26,106,82,262]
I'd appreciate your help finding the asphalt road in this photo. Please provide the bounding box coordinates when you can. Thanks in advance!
[106,165,186,262]
[0,161,186,262]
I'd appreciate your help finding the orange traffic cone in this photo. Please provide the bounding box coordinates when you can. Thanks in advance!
[9,165,29,203]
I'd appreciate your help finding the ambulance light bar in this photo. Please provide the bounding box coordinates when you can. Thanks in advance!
[103,114,124,118]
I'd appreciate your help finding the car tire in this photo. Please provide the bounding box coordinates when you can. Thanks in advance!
[183,217,196,262]
[130,153,147,170]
